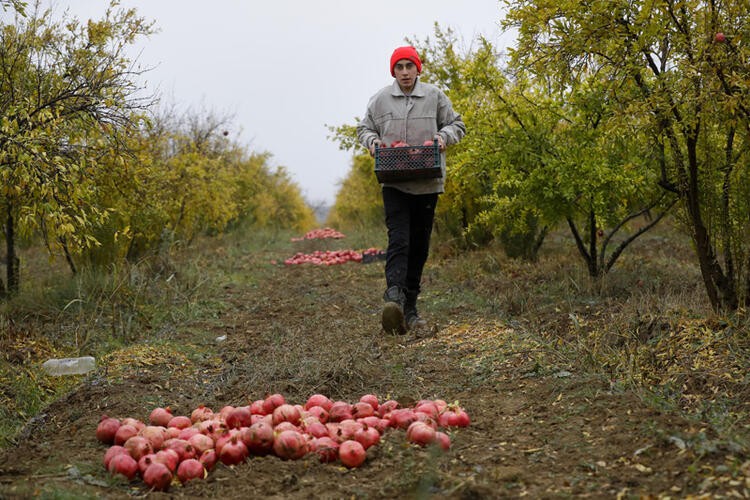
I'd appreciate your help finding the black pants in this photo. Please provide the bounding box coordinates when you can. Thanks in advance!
[382,187,438,295]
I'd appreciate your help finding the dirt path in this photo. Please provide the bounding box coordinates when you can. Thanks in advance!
[0,242,744,498]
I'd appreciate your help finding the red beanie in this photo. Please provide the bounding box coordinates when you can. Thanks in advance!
[390,46,422,77]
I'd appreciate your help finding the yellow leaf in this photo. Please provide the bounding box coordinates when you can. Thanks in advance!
[633,463,652,474]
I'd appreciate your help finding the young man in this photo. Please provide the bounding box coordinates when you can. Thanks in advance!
[357,45,466,334]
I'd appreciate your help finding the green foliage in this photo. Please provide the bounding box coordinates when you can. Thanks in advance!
[0,0,25,15]
[0,1,155,289]
[503,0,750,309]
[0,4,316,280]
[408,28,497,247]
[410,25,673,272]
[331,25,673,270]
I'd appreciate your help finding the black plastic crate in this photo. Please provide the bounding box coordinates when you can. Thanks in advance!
[374,142,441,183]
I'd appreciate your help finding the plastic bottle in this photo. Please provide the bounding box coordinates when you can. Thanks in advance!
[42,356,96,376]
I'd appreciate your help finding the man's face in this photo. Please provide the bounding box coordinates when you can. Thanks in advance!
[393,59,419,92]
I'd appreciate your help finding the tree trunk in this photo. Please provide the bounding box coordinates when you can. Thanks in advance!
[588,208,600,277]
[0,263,5,299]
[684,136,737,311]
[5,202,19,295]
[60,237,78,275]
[567,216,599,278]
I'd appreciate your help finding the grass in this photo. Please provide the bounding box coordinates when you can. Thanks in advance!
[433,221,750,449]
[1,219,749,458]
[0,229,278,447]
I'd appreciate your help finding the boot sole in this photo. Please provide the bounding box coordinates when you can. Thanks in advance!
[381,302,406,334]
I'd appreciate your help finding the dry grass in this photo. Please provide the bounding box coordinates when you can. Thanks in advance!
[427,219,750,447]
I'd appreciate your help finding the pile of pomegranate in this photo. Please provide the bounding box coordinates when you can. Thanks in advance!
[97,393,470,491]
[283,249,363,266]
[290,227,346,241]
[284,226,386,267]
[283,247,385,266]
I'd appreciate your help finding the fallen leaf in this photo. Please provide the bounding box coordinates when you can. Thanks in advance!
[634,463,652,474]
[668,435,686,450]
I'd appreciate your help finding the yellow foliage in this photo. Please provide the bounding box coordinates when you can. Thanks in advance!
[78,122,316,264]
[327,153,383,230]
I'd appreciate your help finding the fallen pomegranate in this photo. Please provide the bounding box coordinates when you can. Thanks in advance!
[108,452,138,480]
[188,433,214,455]
[103,445,127,470]
[137,453,156,475]
[242,421,274,455]
[262,393,286,414]
[113,424,138,446]
[139,425,167,450]
[176,458,205,484]
[124,435,153,461]
[310,436,339,463]
[97,394,470,489]
[359,394,379,410]
[199,448,218,471]
[148,407,172,427]
[190,404,214,423]
[339,440,367,468]
[120,417,144,431]
[283,249,363,266]
[354,425,381,449]
[435,431,451,451]
[143,462,172,491]
[406,421,436,447]
[305,393,334,411]
[225,406,252,429]
[219,436,248,465]
[291,227,346,241]
[96,415,120,444]
[273,429,308,460]
[154,448,180,472]
[272,403,301,426]
[166,415,192,430]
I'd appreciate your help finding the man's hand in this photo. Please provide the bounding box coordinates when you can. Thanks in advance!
[435,135,446,151]
[369,139,383,157]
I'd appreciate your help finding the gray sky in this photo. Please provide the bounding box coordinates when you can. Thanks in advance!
[57,1,514,206]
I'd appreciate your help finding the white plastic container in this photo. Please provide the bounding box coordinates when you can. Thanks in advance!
[42,356,96,376]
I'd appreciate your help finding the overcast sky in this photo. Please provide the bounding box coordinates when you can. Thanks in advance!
[54,1,514,206]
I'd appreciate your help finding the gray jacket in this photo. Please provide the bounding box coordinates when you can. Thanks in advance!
[357,79,466,194]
